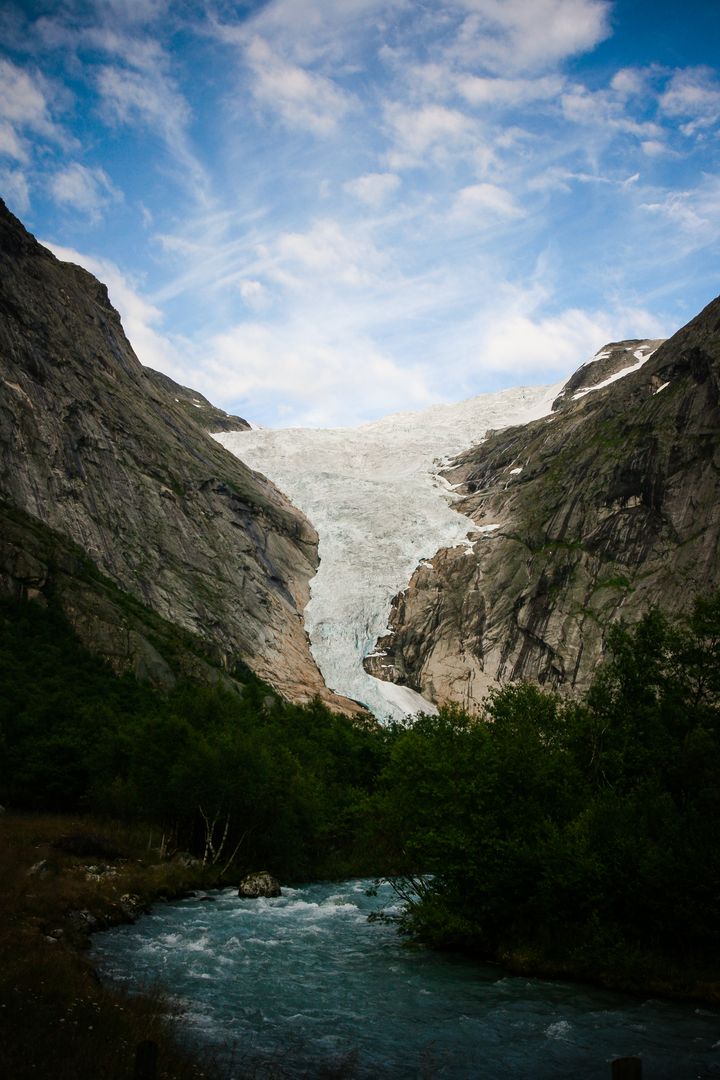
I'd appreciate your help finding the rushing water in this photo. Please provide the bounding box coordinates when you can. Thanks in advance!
[93,880,720,1079]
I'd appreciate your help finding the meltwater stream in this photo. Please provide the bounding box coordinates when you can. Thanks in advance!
[93,880,720,1079]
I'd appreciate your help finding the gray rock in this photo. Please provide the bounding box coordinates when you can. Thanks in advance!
[174,852,202,869]
[26,859,50,877]
[0,199,363,717]
[367,296,720,710]
[238,871,281,898]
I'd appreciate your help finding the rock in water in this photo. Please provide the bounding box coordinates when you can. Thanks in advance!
[238,871,281,898]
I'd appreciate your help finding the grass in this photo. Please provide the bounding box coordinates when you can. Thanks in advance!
[0,811,229,1080]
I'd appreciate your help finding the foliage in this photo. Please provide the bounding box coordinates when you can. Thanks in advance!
[0,598,387,880]
[3,590,720,985]
[375,594,720,970]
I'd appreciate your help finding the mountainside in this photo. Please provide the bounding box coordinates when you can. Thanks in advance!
[365,298,720,710]
[218,383,565,719]
[0,200,361,716]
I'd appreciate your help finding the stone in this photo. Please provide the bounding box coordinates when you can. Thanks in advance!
[26,859,50,877]
[238,871,281,898]
[367,296,720,711]
[0,199,365,718]
[174,852,202,868]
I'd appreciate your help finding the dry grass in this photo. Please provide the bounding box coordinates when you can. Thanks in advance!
[0,812,227,1080]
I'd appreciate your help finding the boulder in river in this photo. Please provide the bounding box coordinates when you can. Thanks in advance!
[238,871,281,898]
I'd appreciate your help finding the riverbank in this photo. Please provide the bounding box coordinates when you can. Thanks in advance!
[3,810,719,1080]
[0,811,230,1080]
[495,943,720,1008]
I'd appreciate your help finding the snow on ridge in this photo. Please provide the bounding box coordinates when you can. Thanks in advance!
[214,380,563,721]
[572,343,660,401]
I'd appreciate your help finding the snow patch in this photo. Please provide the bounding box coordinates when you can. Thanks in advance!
[653,381,670,395]
[509,467,523,475]
[215,380,562,720]
[573,344,660,400]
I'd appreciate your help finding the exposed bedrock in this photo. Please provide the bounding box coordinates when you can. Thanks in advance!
[366,300,720,711]
[0,200,363,716]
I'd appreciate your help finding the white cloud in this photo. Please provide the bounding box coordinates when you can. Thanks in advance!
[561,84,662,139]
[344,172,401,206]
[0,121,28,163]
[0,167,30,214]
[97,65,209,200]
[238,279,270,311]
[641,176,720,241]
[200,318,436,428]
[93,0,168,25]
[457,74,564,107]
[449,0,611,73]
[659,67,720,134]
[83,26,167,72]
[243,36,353,136]
[641,139,672,158]
[467,303,660,378]
[452,182,524,220]
[610,67,649,98]
[272,218,388,288]
[216,0,403,67]
[0,59,60,139]
[384,103,474,168]
[49,163,122,220]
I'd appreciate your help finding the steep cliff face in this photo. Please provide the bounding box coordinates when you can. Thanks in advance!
[366,298,720,710]
[0,200,361,715]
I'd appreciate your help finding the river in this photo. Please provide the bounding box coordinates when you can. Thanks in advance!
[92,879,720,1079]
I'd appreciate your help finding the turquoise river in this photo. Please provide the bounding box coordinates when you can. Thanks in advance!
[92,879,720,1078]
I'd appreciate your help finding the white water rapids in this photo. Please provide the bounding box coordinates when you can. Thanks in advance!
[215,381,563,720]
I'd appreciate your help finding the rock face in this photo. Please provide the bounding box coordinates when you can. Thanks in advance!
[144,368,251,433]
[0,200,362,715]
[366,298,720,710]
[238,871,281,898]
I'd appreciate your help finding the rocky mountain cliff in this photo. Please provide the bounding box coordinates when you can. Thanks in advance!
[365,299,720,710]
[0,200,362,716]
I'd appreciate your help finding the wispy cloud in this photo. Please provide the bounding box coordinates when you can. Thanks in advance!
[2,0,716,429]
[96,64,210,201]
[457,73,565,107]
[451,182,524,220]
[0,166,30,213]
[448,0,611,73]
[641,174,720,244]
[344,172,401,206]
[49,163,122,221]
[0,58,65,142]
[0,121,28,163]
[242,35,353,136]
[384,102,475,169]
[659,67,720,135]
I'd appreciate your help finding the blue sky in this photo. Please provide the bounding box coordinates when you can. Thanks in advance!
[1,0,718,427]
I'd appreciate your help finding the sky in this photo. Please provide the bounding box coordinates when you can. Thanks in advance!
[0,0,718,428]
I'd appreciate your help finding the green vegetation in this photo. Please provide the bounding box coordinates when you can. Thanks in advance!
[0,813,224,1080]
[374,593,720,997]
[0,598,387,882]
[2,588,720,1012]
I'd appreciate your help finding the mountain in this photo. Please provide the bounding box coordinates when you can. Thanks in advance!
[364,299,720,711]
[0,200,362,716]
[217,384,565,719]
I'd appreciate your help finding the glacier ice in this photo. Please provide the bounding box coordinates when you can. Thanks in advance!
[215,383,563,721]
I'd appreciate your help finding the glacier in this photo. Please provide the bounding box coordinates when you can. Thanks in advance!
[215,382,564,721]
